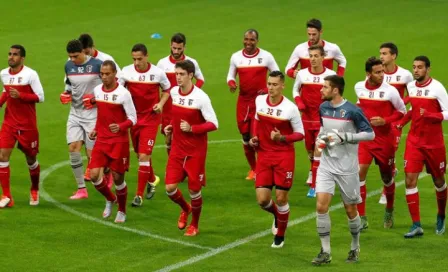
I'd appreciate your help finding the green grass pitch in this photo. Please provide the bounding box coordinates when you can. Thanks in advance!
[1,0,448,271]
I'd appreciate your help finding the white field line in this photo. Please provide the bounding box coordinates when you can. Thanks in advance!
[39,160,214,251]
[154,173,430,272]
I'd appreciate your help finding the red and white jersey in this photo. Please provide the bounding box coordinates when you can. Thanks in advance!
[255,95,304,152]
[227,48,279,101]
[407,78,448,148]
[91,49,122,75]
[355,81,406,148]
[383,65,413,99]
[93,83,137,144]
[120,63,170,127]
[0,65,44,130]
[285,40,346,78]
[170,85,218,157]
[292,67,336,128]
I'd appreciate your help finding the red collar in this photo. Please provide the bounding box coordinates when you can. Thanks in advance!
[179,84,194,96]
[416,77,432,87]
[102,82,119,93]
[242,48,260,58]
[135,63,151,73]
[266,95,283,107]
[365,80,381,90]
[169,54,186,64]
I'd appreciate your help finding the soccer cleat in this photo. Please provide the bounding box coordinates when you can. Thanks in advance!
[84,168,91,182]
[245,170,255,181]
[114,211,126,223]
[272,218,278,235]
[378,193,387,205]
[404,223,424,238]
[307,187,316,198]
[436,215,445,235]
[145,183,156,200]
[131,195,143,207]
[360,216,369,231]
[0,195,14,208]
[305,171,312,185]
[152,175,160,186]
[103,200,114,218]
[271,235,284,248]
[311,248,332,265]
[178,206,192,230]
[69,188,88,200]
[184,225,199,236]
[29,190,39,206]
[346,248,360,263]
[384,209,394,229]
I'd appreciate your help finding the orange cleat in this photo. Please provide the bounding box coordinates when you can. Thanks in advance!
[84,168,91,182]
[30,190,39,206]
[184,225,199,236]
[178,206,192,230]
[245,170,255,181]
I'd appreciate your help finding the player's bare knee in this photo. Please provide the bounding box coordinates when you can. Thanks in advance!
[138,153,151,162]
[90,168,101,182]
[25,155,37,166]
[275,191,289,206]
[165,184,177,193]
[68,141,82,152]
[433,177,446,188]
[257,198,271,208]
[345,205,358,220]
[405,173,418,188]
[316,202,329,214]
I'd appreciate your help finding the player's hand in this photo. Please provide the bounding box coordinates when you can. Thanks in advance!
[109,123,120,133]
[180,119,192,132]
[316,134,329,151]
[270,128,282,141]
[9,88,20,99]
[249,136,259,147]
[164,125,173,136]
[82,94,95,109]
[395,123,404,130]
[88,130,97,140]
[153,103,163,114]
[326,129,353,146]
[293,70,299,78]
[229,82,238,93]
[60,91,72,104]
[370,116,386,126]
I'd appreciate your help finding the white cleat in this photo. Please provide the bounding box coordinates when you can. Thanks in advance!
[379,193,387,205]
[0,196,12,208]
[305,171,312,185]
[114,211,126,223]
[29,191,39,206]
[272,218,278,235]
[103,201,114,218]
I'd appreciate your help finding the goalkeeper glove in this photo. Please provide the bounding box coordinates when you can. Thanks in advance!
[83,94,96,110]
[326,129,354,146]
[60,91,72,104]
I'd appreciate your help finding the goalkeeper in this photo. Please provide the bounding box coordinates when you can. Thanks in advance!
[311,75,374,266]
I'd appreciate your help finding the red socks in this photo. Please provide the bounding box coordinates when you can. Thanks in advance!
[406,188,420,223]
[357,181,367,216]
[243,143,256,171]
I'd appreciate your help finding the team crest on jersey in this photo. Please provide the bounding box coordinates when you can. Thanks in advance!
[340,109,346,118]
[18,77,23,84]
[86,65,93,73]
[188,99,194,106]
[258,58,263,64]
[276,109,282,116]
[150,75,155,81]
[379,92,385,98]
[396,75,401,81]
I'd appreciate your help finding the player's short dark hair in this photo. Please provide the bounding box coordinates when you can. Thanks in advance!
[269,71,285,82]
[308,45,325,56]
[365,57,383,72]
[10,44,26,57]
[132,43,148,55]
[380,42,398,58]
[171,33,186,45]
[66,40,84,53]
[175,60,195,75]
[245,29,259,40]
[102,60,117,72]
[306,18,322,31]
[414,55,431,68]
[324,75,345,95]
[78,33,94,49]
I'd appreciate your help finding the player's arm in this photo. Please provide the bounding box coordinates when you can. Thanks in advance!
[153,72,172,113]
[190,95,218,134]
[118,91,137,131]
[276,107,305,143]
[249,110,259,147]
[402,72,413,104]
[285,46,300,78]
[258,53,281,94]
[383,88,406,124]
[328,108,375,145]
[422,84,448,123]
[292,75,306,110]
[226,55,238,92]
[19,71,44,103]
[61,64,72,104]
[334,45,347,76]
[192,60,205,88]
[0,90,7,107]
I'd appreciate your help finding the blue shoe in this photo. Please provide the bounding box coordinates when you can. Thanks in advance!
[307,188,316,198]
[404,223,424,238]
[436,215,445,235]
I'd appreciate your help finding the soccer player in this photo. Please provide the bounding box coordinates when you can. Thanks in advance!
[249,71,304,248]
[164,60,218,236]
[397,56,448,238]
[78,33,121,76]
[120,44,171,206]
[62,39,102,200]
[227,29,279,180]
[355,57,406,230]
[157,33,205,156]
[292,45,336,193]
[87,60,136,223]
[312,75,374,265]
[0,45,44,208]
[377,42,413,204]
[285,18,346,79]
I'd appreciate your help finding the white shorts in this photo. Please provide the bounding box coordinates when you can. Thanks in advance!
[66,114,96,149]
[316,167,361,205]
